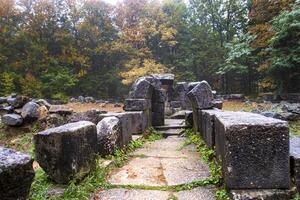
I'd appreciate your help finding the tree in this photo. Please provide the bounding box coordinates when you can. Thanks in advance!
[266,4,300,93]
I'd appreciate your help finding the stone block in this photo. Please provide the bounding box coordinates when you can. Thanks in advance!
[97,117,122,156]
[0,147,35,200]
[34,121,97,184]
[290,136,300,191]
[129,77,154,99]
[124,99,151,111]
[2,114,23,126]
[199,109,221,148]
[185,111,193,127]
[67,109,105,124]
[230,189,294,200]
[49,105,73,115]
[187,81,214,110]
[152,73,174,85]
[153,89,167,103]
[212,100,223,109]
[152,111,164,126]
[214,111,290,189]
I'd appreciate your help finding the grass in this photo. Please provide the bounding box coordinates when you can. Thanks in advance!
[290,121,300,136]
[183,129,230,200]
[29,127,164,200]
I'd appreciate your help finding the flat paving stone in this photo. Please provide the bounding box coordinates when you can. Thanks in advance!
[175,187,216,200]
[92,188,171,200]
[108,136,210,186]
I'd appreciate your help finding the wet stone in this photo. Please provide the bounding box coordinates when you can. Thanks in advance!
[0,147,35,200]
[187,81,214,109]
[2,114,23,126]
[96,117,122,156]
[34,121,97,184]
[214,111,290,189]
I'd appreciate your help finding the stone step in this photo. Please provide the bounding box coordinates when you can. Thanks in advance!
[154,124,191,131]
[160,128,184,136]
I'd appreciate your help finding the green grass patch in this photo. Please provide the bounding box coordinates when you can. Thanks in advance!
[290,121,300,136]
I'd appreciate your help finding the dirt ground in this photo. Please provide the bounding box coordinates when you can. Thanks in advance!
[66,102,124,113]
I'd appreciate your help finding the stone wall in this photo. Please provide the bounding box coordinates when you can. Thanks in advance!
[188,81,293,199]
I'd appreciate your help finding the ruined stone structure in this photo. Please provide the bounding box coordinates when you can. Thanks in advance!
[2,74,299,199]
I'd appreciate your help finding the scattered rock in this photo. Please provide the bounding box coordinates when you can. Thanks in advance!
[85,96,95,103]
[2,114,23,126]
[35,99,51,109]
[49,105,73,115]
[0,97,7,104]
[67,109,105,124]
[114,103,122,108]
[96,117,122,156]
[46,113,65,128]
[0,106,14,114]
[78,96,85,103]
[34,121,97,184]
[21,102,40,121]
[0,147,35,200]
[7,95,30,108]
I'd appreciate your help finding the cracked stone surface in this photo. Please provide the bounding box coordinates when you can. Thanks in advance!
[107,135,210,186]
[95,119,214,200]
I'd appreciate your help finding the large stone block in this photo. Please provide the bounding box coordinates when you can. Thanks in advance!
[199,109,221,148]
[214,111,290,189]
[124,99,151,111]
[187,81,214,110]
[290,136,300,191]
[129,77,154,99]
[0,147,35,200]
[97,117,122,156]
[152,111,164,126]
[153,89,167,103]
[152,73,174,85]
[34,121,97,184]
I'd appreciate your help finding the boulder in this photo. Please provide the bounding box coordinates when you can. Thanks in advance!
[35,99,51,109]
[7,96,30,108]
[2,114,23,126]
[21,102,40,121]
[214,111,290,189]
[34,121,97,184]
[0,106,14,114]
[78,96,85,103]
[38,105,49,120]
[96,117,122,156]
[290,136,300,191]
[67,109,105,124]
[0,97,7,104]
[85,96,95,103]
[49,105,73,115]
[0,147,35,200]
[46,114,65,128]
[187,81,214,110]
[124,99,151,111]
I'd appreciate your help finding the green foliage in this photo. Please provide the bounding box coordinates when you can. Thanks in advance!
[0,72,15,96]
[292,193,300,200]
[215,189,230,200]
[267,4,300,93]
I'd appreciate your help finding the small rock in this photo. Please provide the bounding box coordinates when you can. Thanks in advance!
[114,103,122,108]
[0,106,14,114]
[49,105,73,115]
[7,96,30,108]
[85,96,95,103]
[2,114,23,126]
[0,97,7,104]
[21,102,40,121]
[35,99,51,109]
[78,96,85,103]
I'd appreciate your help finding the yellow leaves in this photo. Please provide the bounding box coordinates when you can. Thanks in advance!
[20,73,43,98]
[120,58,167,85]
[159,24,177,46]
[258,77,277,91]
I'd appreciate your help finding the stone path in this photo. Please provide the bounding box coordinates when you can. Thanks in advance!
[92,119,215,200]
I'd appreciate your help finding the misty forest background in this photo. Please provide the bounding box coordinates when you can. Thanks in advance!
[0,0,299,101]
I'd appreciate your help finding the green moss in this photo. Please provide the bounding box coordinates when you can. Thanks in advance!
[290,121,300,136]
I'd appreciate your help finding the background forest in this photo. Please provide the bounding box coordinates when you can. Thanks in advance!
[0,0,299,100]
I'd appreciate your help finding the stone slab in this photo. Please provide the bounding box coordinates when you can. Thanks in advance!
[175,187,216,200]
[92,188,171,200]
[214,111,290,189]
[290,136,300,191]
